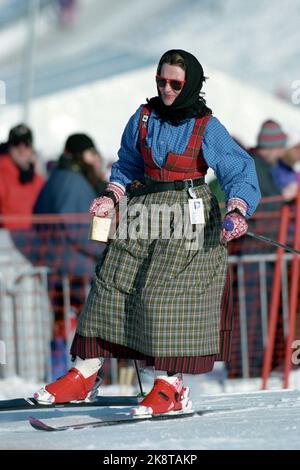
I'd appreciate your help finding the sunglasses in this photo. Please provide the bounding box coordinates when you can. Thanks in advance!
[155,74,186,91]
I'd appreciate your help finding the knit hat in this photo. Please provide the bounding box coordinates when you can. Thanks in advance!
[8,123,33,146]
[64,133,96,155]
[257,120,287,149]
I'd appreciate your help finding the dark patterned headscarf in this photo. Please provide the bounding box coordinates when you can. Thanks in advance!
[147,49,212,125]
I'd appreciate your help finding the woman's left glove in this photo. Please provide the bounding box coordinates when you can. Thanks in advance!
[221,198,248,243]
[89,182,125,217]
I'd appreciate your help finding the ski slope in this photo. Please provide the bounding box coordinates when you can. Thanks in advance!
[1,388,300,450]
[1,61,300,169]
[1,0,300,163]
[1,0,300,98]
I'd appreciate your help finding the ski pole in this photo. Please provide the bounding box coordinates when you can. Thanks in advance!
[134,360,145,396]
[247,231,300,255]
[223,219,300,256]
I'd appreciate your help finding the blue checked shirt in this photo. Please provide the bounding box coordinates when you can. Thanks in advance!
[111,105,261,217]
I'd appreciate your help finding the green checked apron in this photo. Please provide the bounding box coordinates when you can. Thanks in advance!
[76,107,228,358]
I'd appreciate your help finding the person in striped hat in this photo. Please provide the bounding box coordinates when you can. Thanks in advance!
[250,120,298,200]
[34,49,261,415]
[257,119,287,151]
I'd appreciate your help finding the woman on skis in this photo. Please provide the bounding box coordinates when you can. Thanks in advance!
[35,49,261,415]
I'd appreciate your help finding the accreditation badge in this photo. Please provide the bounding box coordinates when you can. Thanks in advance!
[188,198,205,225]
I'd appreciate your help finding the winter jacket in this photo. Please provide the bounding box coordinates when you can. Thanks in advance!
[33,167,105,276]
[0,155,44,229]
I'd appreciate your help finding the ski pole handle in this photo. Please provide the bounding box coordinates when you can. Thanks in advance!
[223,218,234,231]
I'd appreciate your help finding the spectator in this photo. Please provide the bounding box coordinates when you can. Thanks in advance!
[210,121,298,203]
[249,120,298,200]
[228,120,298,378]
[33,133,107,349]
[0,141,8,156]
[0,126,49,380]
[282,141,300,167]
[45,158,58,176]
[57,0,77,27]
[34,132,107,215]
[33,132,107,273]
[271,159,298,201]
[0,124,44,229]
[281,141,300,185]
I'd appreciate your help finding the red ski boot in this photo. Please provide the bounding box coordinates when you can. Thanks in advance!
[34,357,103,404]
[131,376,192,416]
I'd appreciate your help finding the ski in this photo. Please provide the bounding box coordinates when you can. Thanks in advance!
[0,395,140,412]
[29,410,198,432]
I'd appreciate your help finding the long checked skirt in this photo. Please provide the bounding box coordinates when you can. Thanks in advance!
[71,184,233,374]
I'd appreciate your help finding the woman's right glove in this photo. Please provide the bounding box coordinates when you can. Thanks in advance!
[89,182,125,217]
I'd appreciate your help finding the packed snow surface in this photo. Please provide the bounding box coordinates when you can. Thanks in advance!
[1,376,300,450]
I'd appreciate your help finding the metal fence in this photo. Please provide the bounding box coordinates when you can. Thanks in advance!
[0,230,52,380]
[0,195,299,387]
[228,251,292,380]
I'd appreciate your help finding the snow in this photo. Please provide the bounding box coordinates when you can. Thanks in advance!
[1,0,300,96]
[1,386,300,449]
[0,0,300,164]
[1,371,300,449]
[1,62,300,172]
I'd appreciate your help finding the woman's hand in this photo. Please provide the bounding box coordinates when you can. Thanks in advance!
[89,196,115,217]
[221,197,248,243]
[89,182,125,217]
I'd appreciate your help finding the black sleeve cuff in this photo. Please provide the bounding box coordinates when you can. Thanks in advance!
[103,191,117,205]
[226,208,246,218]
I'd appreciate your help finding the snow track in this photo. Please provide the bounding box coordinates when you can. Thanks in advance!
[1,389,300,449]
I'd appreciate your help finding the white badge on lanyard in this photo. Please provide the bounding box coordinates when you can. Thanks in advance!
[188,198,205,225]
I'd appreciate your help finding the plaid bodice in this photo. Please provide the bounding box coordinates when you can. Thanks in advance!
[138,105,211,181]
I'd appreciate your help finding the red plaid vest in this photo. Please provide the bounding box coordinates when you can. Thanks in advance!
[138,104,211,181]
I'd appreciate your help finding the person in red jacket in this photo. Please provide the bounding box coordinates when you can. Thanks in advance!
[0,124,44,229]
